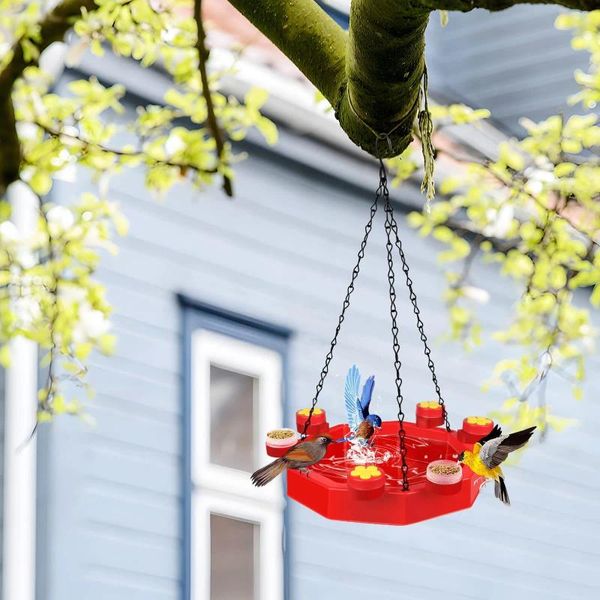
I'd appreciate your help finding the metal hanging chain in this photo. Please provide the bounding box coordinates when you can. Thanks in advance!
[301,194,380,437]
[386,190,452,432]
[380,160,409,491]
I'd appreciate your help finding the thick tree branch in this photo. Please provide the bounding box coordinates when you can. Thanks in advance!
[0,0,96,196]
[226,0,348,106]
[341,1,429,157]
[226,0,598,158]
[226,0,428,157]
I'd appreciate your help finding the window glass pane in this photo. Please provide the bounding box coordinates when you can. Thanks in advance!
[210,365,256,471]
[210,514,258,600]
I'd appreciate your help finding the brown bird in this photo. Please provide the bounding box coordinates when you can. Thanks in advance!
[251,434,334,487]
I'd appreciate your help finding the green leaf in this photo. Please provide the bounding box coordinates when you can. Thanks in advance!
[245,87,269,111]
[256,117,278,145]
[0,345,10,368]
[30,171,52,196]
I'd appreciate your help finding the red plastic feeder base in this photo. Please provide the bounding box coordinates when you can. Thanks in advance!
[287,421,485,525]
[296,408,329,436]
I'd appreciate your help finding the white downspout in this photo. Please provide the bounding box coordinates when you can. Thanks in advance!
[2,182,39,600]
[2,38,67,600]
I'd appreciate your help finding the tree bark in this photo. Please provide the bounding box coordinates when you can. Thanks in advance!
[341,1,429,157]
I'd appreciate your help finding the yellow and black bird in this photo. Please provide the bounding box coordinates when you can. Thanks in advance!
[458,424,536,505]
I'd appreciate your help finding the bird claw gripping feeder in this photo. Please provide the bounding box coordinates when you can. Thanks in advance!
[270,161,496,525]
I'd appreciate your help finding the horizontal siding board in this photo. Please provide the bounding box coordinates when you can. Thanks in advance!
[87,364,179,416]
[81,527,179,580]
[84,443,179,499]
[87,404,180,457]
[98,235,518,345]
[292,534,588,599]
[426,5,587,132]
[83,492,179,539]
[82,579,175,600]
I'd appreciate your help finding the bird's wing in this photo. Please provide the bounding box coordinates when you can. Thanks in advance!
[480,426,536,469]
[359,375,375,419]
[477,424,503,445]
[283,442,317,463]
[283,440,328,468]
[344,365,362,431]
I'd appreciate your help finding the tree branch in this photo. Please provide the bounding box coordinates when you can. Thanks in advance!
[226,0,598,159]
[194,0,233,196]
[341,1,429,157]
[33,120,219,176]
[0,0,96,196]
[226,0,348,107]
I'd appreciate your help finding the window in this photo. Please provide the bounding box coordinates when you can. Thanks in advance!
[182,299,290,600]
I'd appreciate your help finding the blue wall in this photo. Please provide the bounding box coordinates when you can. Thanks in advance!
[426,6,589,135]
[35,90,600,600]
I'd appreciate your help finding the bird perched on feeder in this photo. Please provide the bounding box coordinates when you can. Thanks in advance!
[251,434,334,487]
[458,424,536,505]
[343,365,382,445]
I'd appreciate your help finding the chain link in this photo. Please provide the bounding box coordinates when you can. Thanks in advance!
[380,161,409,491]
[303,160,451,495]
[385,187,452,432]
[301,194,379,437]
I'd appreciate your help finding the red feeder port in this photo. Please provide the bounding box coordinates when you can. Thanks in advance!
[426,459,463,495]
[265,429,300,457]
[458,416,494,444]
[296,408,329,435]
[416,401,445,428]
[347,465,386,500]
[287,420,485,525]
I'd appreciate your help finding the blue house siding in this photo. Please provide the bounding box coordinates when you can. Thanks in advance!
[34,78,600,600]
[426,6,589,134]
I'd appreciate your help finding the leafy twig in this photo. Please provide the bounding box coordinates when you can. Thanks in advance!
[194,0,233,196]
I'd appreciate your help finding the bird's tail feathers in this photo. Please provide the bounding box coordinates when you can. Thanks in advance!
[495,476,510,505]
[251,458,286,487]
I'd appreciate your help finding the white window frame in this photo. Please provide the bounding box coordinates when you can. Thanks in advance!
[190,329,284,600]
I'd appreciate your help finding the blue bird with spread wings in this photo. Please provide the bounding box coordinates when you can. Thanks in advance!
[343,365,382,444]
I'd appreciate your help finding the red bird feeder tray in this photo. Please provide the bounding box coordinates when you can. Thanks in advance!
[281,168,494,525]
[286,410,491,525]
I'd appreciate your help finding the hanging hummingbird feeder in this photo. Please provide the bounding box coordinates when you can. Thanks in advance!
[263,161,498,525]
